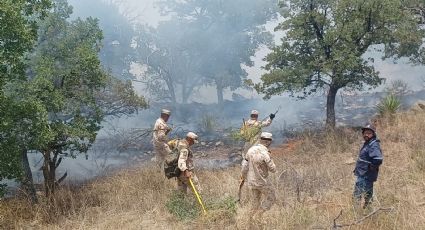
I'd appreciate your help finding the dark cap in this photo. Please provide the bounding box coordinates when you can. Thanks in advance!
[361,123,376,133]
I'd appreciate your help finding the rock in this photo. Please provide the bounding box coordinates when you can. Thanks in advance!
[201,141,206,146]
[151,156,157,162]
[215,141,223,147]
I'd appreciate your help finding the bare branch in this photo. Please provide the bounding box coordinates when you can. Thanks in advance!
[332,207,394,229]
[55,172,68,186]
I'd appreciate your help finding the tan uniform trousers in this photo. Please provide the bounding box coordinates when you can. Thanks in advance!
[177,173,202,194]
[154,142,171,169]
[249,185,276,211]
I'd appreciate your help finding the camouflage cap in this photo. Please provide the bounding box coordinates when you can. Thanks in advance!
[251,110,259,115]
[161,109,171,115]
[187,132,199,143]
[260,132,273,140]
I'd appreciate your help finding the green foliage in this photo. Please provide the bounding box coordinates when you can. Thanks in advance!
[0,0,52,85]
[96,77,149,117]
[26,0,107,155]
[207,196,238,215]
[68,0,136,80]
[231,126,261,144]
[255,0,425,127]
[0,0,52,193]
[376,94,401,117]
[166,193,200,220]
[1,0,147,196]
[166,193,237,221]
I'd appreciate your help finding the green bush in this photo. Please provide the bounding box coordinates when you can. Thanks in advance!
[207,196,238,214]
[376,94,401,117]
[231,126,261,144]
[166,193,200,220]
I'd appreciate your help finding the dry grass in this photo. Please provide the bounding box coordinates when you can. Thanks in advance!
[1,111,425,229]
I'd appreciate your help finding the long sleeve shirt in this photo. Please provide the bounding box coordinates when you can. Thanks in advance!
[241,143,276,187]
[153,118,170,145]
[354,138,383,182]
[244,118,272,128]
[177,140,194,172]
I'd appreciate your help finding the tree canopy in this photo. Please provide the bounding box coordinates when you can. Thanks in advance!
[1,0,147,198]
[134,0,278,104]
[255,0,425,127]
[0,0,52,196]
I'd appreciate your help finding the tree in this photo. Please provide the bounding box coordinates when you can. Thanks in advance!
[19,0,146,197]
[157,0,278,104]
[68,0,136,80]
[0,0,52,199]
[1,0,146,199]
[255,0,425,127]
[403,0,425,24]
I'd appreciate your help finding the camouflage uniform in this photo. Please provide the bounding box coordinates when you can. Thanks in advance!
[241,143,276,212]
[153,117,171,168]
[242,117,273,157]
[176,139,201,194]
[244,117,272,128]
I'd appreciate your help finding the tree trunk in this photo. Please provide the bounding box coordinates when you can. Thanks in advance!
[326,85,339,128]
[21,149,38,204]
[42,150,56,197]
[216,82,224,105]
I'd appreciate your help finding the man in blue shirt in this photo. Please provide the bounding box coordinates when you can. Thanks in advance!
[353,123,383,209]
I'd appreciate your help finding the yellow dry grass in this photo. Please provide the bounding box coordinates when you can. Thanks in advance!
[1,111,425,229]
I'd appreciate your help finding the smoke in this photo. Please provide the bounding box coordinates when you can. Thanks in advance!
[16,0,422,185]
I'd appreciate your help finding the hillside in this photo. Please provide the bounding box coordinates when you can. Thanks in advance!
[1,110,425,229]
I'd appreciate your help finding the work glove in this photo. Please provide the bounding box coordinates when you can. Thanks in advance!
[165,127,171,135]
[269,113,275,120]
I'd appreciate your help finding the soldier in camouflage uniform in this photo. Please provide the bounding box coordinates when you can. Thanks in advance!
[244,110,274,128]
[177,132,201,194]
[241,110,275,157]
[152,109,172,169]
[241,132,276,220]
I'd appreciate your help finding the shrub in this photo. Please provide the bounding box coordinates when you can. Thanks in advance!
[231,125,261,143]
[166,193,200,220]
[376,94,401,117]
[199,114,217,134]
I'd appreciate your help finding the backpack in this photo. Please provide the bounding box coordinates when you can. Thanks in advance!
[164,139,181,179]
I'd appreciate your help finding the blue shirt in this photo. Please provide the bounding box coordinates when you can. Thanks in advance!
[354,138,383,182]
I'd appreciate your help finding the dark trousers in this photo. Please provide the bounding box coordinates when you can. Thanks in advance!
[353,176,374,207]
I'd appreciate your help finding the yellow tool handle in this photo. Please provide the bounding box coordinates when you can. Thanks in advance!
[189,177,207,215]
